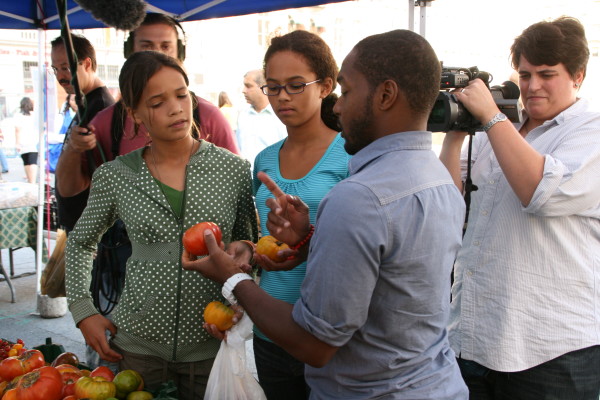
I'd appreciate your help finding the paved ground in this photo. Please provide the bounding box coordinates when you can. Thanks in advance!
[0,155,257,377]
[0,156,83,357]
[0,239,87,361]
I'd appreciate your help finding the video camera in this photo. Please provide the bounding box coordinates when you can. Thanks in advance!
[427,65,522,132]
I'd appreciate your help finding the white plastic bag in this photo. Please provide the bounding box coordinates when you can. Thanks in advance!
[204,313,266,400]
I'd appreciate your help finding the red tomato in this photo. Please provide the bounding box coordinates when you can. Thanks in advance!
[183,222,222,256]
[256,235,290,262]
[14,366,63,400]
[74,376,117,399]
[90,366,115,382]
[2,388,17,400]
[56,367,83,397]
[0,349,45,382]
[0,376,20,398]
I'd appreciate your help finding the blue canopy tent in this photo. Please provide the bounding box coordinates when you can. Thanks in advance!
[0,0,349,302]
[0,0,349,29]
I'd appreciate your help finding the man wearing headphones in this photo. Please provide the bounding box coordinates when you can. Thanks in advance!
[60,12,239,201]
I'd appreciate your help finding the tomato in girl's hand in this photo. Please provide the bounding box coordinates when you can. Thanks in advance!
[183,222,222,256]
[256,235,290,262]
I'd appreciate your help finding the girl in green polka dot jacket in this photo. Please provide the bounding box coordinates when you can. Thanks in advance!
[65,51,259,398]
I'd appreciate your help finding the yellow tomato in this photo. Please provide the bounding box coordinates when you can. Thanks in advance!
[203,301,235,331]
[256,236,289,262]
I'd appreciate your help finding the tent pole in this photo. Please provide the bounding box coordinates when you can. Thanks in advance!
[408,0,415,32]
[409,1,434,37]
[35,27,45,298]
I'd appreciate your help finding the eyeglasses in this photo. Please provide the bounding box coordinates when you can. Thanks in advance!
[261,79,322,96]
[50,62,83,75]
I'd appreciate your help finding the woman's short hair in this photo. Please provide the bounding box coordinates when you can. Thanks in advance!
[510,17,589,79]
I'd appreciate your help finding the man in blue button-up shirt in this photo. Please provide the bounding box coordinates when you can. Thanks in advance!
[186,29,468,399]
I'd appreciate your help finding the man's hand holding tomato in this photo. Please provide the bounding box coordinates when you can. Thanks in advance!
[182,230,243,285]
[182,230,248,339]
[77,314,123,363]
[203,303,245,341]
[182,239,254,275]
[182,215,338,369]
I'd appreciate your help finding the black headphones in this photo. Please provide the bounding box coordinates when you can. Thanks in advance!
[123,14,186,61]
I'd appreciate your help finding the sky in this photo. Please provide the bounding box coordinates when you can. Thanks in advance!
[182,0,599,109]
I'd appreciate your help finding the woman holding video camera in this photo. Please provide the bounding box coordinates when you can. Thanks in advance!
[439,16,600,399]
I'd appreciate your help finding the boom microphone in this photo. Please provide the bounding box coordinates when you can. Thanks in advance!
[74,0,147,31]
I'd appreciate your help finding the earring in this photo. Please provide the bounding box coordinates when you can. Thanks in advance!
[574,83,580,88]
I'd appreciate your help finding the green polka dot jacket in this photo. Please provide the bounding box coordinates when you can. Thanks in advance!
[66,140,258,362]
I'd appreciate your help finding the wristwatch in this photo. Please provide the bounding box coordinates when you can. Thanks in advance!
[221,273,253,304]
[482,112,507,132]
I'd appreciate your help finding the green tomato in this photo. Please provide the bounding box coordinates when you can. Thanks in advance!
[126,391,154,400]
[113,370,144,399]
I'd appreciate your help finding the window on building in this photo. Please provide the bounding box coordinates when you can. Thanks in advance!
[258,17,270,47]
[23,61,38,80]
[97,64,120,86]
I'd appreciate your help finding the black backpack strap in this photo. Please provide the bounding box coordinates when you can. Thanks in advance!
[110,100,126,160]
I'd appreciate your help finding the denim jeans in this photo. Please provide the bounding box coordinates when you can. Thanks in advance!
[458,345,600,400]
[253,335,310,400]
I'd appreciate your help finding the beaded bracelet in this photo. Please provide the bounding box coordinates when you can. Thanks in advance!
[239,240,257,267]
[290,224,315,250]
[239,240,256,252]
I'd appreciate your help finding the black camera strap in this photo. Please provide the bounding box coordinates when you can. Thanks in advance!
[462,132,478,236]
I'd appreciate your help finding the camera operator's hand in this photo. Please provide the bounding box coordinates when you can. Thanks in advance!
[454,79,500,127]
[66,124,98,153]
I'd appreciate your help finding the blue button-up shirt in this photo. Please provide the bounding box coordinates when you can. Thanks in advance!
[292,131,468,399]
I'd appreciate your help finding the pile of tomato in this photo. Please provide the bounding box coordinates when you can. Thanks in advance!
[0,341,153,400]
[0,340,25,361]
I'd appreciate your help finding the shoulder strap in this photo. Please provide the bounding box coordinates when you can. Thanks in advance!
[110,100,126,160]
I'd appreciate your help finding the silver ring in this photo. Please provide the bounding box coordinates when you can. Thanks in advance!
[461,88,465,93]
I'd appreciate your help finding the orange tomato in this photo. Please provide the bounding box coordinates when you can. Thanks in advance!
[256,235,290,262]
[183,222,222,256]
[203,301,235,331]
